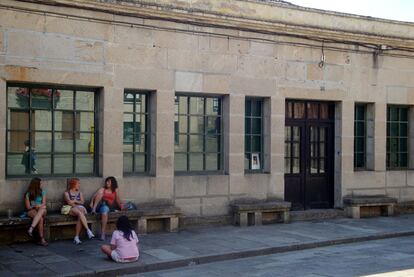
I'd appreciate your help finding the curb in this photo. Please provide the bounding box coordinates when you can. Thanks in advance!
[69,230,414,277]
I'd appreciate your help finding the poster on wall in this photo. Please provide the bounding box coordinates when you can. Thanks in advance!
[251,153,261,170]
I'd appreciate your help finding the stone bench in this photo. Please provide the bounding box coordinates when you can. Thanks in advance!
[0,205,181,244]
[343,195,397,219]
[231,200,291,227]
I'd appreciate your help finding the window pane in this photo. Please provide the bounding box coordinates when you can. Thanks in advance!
[189,116,204,133]
[124,93,134,113]
[400,138,407,152]
[355,153,365,168]
[400,153,408,167]
[174,154,187,171]
[55,132,73,152]
[319,158,325,173]
[33,132,52,152]
[245,135,251,152]
[356,122,365,137]
[7,131,29,152]
[56,90,74,110]
[390,123,399,137]
[251,100,262,116]
[292,142,299,158]
[293,102,305,119]
[177,115,188,133]
[8,110,30,130]
[32,110,52,131]
[76,154,94,174]
[175,135,187,152]
[245,100,252,116]
[8,87,29,109]
[54,154,73,174]
[76,91,94,111]
[123,153,133,173]
[123,116,134,144]
[285,143,291,158]
[307,102,318,119]
[285,102,292,118]
[134,134,146,153]
[400,108,408,121]
[245,118,251,135]
[189,135,203,152]
[400,123,408,137]
[31,88,53,109]
[293,126,300,141]
[389,153,398,168]
[252,118,261,134]
[206,153,219,170]
[310,158,318,173]
[134,154,146,172]
[320,103,329,119]
[76,133,93,152]
[245,154,250,170]
[285,158,290,173]
[55,111,72,132]
[389,107,399,121]
[7,153,27,175]
[206,98,220,115]
[189,154,203,171]
[189,97,204,114]
[206,117,220,134]
[35,154,52,175]
[389,138,398,152]
[356,137,365,152]
[78,112,94,132]
[177,96,188,114]
[251,136,261,152]
[136,114,146,133]
[355,105,365,121]
[206,135,220,152]
[135,94,146,114]
[292,158,300,173]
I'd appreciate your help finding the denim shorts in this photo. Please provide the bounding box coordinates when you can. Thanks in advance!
[97,202,114,214]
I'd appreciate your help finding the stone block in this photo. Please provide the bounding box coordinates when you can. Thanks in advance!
[229,175,247,195]
[0,29,3,53]
[0,10,45,32]
[230,76,276,95]
[285,62,306,80]
[400,187,414,202]
[209,36,229,53]
[324,65,344,82]
[122,177,154,202]
[386,171,407,188]
[175,71,203,92]
[206,175,229,195]
[175,176,207,197]
[113,25,153,47]
[203,74,230,94]
[74,40,104,63]
[229,39,250,55]
[386,86,408,104]
[106,45,167,68]
[307,63,323,80]
[249,42,275,57]
[201,196,229,216]
[155,177,174,199]
[153,30,198,50]
[175,198,201,216]
[114,66,174,90]
[236,55,279,78]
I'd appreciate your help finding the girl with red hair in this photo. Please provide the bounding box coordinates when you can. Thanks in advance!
[64,178,95,245]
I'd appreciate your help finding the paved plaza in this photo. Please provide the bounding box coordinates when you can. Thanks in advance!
[129,236,414,277]
[1,215,414,276]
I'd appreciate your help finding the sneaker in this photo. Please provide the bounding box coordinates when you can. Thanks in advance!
[27,226,34,237]
[73,236,82,245]
[87,229,95,239]
[99,234,105,241]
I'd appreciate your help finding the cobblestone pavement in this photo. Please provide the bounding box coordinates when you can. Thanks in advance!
[126,236,414,277]
[1,215,414,276]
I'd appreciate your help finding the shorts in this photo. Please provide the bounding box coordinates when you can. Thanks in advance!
[110,251,138,263]
[97,202,114,214]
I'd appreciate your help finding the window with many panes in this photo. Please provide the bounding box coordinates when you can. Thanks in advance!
[387,106,409,169]
[174,95,222,172]
[245,98,264,171]
[354,104,367,169]
[123,92,150,174]
[6,84,97,177]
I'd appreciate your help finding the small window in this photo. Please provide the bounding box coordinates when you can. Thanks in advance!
[354,104,367,169]
[387,106,408,169]
[123,92,150,174]
[6,85,97,177]
[174,95,222,172]
[245,98,264,171]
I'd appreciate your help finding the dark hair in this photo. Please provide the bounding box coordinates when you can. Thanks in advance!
[116,216,133,241]
[104,176,118,191]
[26,177,42,201]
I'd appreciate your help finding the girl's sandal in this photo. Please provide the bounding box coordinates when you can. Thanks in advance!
[38,239,48,246]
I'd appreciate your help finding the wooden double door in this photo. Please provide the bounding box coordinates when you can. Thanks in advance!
[284,100,335,210]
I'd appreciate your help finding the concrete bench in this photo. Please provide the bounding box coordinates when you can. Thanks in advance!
[231,200,291,227]
[343,195,397,219]
[136,205,181,234]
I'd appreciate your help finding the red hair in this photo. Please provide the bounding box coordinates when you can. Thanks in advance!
[67,178,80,190]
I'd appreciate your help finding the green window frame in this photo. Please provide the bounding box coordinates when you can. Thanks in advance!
[123,91,150,174]
[245,98,264,171]
[387,105,408,169]
[6,84,98,177]
[174,95,222,173]
[354,104,367,169]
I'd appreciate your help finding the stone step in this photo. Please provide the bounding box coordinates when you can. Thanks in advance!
[290,209,345,222]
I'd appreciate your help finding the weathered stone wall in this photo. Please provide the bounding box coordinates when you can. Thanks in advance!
[1,0,414,217]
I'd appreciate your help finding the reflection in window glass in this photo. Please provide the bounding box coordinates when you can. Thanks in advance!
[123,91,150,174]
[6,85,97,177]
[387,106,409,169]
[174,95,222,172]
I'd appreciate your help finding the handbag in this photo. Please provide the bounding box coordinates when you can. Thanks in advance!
[61,205,72,215]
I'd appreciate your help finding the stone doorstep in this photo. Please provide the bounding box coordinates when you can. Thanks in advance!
[63,230,414,277]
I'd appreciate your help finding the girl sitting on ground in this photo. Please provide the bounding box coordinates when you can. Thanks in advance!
[64,178,95,245]
[24,177,48,246]
[89,176,124,240]
[101,216,139,263]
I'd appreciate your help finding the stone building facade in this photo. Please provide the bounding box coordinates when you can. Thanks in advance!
[1,0,414,223]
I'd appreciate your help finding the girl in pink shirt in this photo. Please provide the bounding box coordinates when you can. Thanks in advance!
[101,216,139,263]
